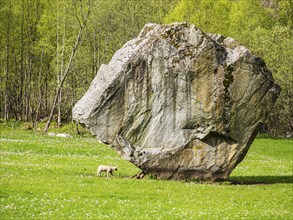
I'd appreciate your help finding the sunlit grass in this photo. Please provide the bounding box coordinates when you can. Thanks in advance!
[1,121,292,219]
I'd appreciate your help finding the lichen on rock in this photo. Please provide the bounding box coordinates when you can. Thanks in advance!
[73,22,280,181]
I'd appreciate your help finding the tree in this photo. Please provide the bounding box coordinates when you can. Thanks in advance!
[0,0,45,121]
[43,0,93,133]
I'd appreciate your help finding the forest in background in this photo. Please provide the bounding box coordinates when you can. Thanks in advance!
[0,0,292,134]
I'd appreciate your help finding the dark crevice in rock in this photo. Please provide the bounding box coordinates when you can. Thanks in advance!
[202,131,237,147]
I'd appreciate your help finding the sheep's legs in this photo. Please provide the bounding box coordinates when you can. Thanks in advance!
[97,171,113,178]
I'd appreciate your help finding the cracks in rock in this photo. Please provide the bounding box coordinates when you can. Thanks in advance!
[222,64,234,135]
[74,23,280,181]
[201,131,237,147]
[185,70,192,128]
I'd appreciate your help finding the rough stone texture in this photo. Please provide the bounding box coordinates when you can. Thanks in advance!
[73,23,280,180]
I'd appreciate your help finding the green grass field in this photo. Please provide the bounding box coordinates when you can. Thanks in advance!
[1,121,292,219]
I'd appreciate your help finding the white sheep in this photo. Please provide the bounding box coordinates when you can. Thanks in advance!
[97,165,117,178]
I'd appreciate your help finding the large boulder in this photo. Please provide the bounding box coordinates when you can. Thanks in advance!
[73,23,280,180]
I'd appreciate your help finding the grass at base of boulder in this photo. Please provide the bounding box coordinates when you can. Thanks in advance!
[14,119,92,137]
[1,122,292,219]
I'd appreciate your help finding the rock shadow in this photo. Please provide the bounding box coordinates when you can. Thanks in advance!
[229,175,293,185]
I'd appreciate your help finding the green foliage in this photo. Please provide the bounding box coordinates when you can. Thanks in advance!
[261,25,293,131]
[0,0,292,132]
[0,0,177,123]
[0,124,292,219]
[165,0,232,35]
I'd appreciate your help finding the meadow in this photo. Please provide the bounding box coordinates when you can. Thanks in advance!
[0,121,292,219]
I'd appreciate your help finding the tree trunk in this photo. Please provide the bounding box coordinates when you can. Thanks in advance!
[4,0,12,121]
[43,1,92,133]
[4,43,9,121]
[34,48,44,130]
[58,17,67,132]
[18,0,25,121]
[44,21,88,133]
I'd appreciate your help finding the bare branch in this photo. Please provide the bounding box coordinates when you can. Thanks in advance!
[44,1,93,133]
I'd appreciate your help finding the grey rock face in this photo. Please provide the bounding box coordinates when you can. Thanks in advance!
[73,23,280,180]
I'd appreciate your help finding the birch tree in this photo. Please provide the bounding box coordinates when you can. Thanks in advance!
[44,0,93,133]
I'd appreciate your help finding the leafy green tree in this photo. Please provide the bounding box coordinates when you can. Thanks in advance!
[0,0,45,121]
[43,0,94,133]
[165,0,231,35]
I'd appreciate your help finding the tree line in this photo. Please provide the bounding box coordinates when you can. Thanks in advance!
[0,0,292,134]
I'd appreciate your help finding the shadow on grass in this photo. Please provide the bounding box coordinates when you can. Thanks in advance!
[229,175,293,185]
